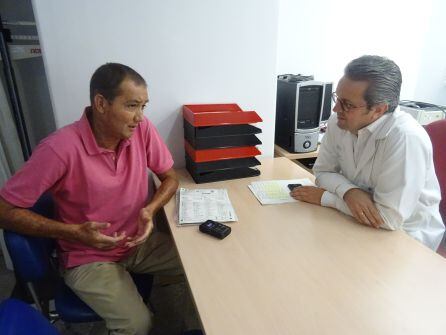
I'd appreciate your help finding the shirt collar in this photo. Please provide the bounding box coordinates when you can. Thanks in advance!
[357,107,399,139]
[374,106,402,139]
[78,107,131,156]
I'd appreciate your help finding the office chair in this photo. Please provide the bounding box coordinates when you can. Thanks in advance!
[425,119,446,256]
[3,194,153,324]
[0,298,59,335]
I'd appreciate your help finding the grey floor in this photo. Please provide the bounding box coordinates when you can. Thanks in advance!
[0,250,201,335]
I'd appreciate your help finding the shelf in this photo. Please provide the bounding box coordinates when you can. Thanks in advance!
[183,104,262,127]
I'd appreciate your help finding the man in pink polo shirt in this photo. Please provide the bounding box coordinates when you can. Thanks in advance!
[0,63,183,334]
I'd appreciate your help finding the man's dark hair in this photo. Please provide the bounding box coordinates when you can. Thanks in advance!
[345,55,402,113]
[89,63,146,105]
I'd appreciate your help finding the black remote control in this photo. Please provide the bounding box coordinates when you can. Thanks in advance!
[199,220,231,239]
[288,183,302,191]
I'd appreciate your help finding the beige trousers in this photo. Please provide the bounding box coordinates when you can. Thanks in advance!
[64,231,183,335]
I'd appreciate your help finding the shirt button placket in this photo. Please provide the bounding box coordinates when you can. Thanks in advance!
[110,153,117,172]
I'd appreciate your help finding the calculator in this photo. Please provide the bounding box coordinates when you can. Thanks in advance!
[199,220,231,239]
[287,183,302,191]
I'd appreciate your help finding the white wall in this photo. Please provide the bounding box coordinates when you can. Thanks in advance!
[277,0,446,105]
[413,0,446,105]
[32,0,279,166]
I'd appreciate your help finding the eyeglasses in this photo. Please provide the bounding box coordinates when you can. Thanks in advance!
[331,92,368,112]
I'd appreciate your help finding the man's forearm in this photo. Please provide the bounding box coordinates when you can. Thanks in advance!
[145,175,178,215]
[322,190,391,229]
[315,171,358,199]
[321,191,353,216]
[0,198,77,241]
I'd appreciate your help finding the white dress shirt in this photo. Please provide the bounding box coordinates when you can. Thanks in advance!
[314,108,445,250]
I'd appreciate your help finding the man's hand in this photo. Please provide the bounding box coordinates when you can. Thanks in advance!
[290,186,325,205]
[343,188,384,228]
[125,207,154,248]
[74,221,126,250]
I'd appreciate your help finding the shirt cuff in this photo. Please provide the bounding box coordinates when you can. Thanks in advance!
[321,191,337,208]
[335,183,357,199]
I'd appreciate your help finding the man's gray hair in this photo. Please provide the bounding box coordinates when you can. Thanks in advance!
[345,55,402,113]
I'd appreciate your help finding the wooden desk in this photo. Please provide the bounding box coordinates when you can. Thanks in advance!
[162,157,446,335]
[274,144,319,160]
[274,144,319,173]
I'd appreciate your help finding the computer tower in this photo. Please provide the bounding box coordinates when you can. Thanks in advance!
[275,76,332,153]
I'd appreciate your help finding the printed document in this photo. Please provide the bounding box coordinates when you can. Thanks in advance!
[248,178,313,205]
[178,188,238,225]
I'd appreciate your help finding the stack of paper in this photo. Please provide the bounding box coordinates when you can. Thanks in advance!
[248,178,313,205]
[178,188,238,225]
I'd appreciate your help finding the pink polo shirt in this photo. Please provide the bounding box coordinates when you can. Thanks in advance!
[0,110,174,268]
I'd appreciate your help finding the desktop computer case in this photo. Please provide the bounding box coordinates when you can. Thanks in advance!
[275,78,331,153]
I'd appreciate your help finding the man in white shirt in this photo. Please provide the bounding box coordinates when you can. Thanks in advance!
[290,55,445,250]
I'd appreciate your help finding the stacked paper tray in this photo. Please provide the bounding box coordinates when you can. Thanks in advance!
[183,103,262,126]
[182,104,263,183]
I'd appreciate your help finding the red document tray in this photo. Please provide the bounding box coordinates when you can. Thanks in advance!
[183,103,262,127]
[185,141,261,163]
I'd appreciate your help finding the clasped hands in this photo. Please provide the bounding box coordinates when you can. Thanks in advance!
[74,207,154,250]
[290,186,383,228]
